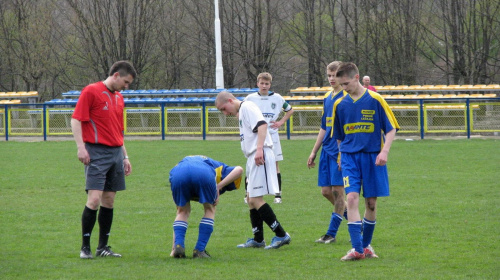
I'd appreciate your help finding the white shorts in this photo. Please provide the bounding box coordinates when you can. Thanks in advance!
[270,132,283,161]
[246,147,279,198]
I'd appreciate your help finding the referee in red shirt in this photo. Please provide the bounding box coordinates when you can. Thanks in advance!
[71,61,136,259]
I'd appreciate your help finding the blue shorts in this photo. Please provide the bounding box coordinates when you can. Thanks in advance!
[341,152,390,198]
[169,162,217,206]
[317,149,343,187]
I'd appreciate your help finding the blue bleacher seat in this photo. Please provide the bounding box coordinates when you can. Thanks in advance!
[134,90,149,95]
[169,89,181,94]
[192,89,204,93]
[121,89,134,95]
[45,99,61,104]
[164,97,177,102]
[175,97,187,101]
[152,97,163,102]
[236,97,245,101]
[157,89,169,94]
[140,98,152,102]
[203,89,217,94]
[186,97,199,101]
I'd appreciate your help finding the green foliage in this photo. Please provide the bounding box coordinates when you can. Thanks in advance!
[0,139,499,279]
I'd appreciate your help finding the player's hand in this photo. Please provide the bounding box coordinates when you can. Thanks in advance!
[77,147,90,165]
[375,150,388,166]
[255,148,264,166]
[270,120,282,129]
[307,153,316,169]
[124,159,132,175]
[214,189,220,206]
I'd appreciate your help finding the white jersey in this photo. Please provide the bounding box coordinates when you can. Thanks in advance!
[239,101,274,158]
[244,92,292,134]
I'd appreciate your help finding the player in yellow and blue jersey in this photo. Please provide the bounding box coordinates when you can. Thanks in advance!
[307,61,347,244]
[332,62,399,261]
[169,155,243,258]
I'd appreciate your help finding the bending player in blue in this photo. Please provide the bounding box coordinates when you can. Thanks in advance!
[169,155,243,258]
[332,62,399,261]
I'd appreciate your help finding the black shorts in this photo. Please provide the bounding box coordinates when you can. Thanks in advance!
[84,143,126,192]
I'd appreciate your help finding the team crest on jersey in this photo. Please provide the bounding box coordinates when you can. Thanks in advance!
[271,103,276,109]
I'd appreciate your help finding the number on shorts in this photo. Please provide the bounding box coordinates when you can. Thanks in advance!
[343,176,350,188]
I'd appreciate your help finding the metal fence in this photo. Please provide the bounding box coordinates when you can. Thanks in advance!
[1,97,499,141]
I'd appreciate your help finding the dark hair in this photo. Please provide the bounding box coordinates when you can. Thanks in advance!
[336,62,359,78]
[109,60,137,79]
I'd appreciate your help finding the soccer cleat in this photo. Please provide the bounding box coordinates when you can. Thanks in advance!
[236,238,266,248]
[172,244,186,258]
[274,197,282,204]
[192,249,211,258]
[315,234,336,244]
[95,245,122,258]
[264,233,291,249]
[80,246,93,259]
[340,248,365,261]
[363,244,379,258]
[244,196,248,204]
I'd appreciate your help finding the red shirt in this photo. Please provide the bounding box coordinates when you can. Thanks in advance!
[364,85,377,92]
[72,82,125,147]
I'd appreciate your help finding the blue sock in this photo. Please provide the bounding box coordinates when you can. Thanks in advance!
[173,220,188,248]
[362,218,376,248]
[326,213,343,237]
[348,221,363,254]
[195,218,214,252]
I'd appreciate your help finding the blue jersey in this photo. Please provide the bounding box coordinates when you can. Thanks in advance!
[332,90,399,153]
[321,90,346,156]
[171,156,241,196]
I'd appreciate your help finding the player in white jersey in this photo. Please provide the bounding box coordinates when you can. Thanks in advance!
[215,91,291,250]
[244,72,294,203]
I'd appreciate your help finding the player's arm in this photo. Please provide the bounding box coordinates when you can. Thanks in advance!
[307,128,326,169]
[121,145,132,176]
[216,166,243,190]
[375,128,396,166]
[254,121,268,166]
[71,118,90,165]
[270,107,294,129]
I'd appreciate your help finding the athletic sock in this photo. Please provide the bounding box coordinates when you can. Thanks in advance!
[81,206,97,248]
[250,209,264,242]
[257,203,286,237]
[245,177,248,199]
[362,218,376,248]
[97,206,113,249]
[326,212,343,237]
[276,173,282,197]
[173,220,188,248]
[195,218,214,252]
[347,221,363,254]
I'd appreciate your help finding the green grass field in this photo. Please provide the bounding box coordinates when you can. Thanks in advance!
[1,139,499,279]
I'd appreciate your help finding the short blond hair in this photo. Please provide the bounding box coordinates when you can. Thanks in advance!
[327,61,342,72]
[257,72,272,83]
[215,91,236,107]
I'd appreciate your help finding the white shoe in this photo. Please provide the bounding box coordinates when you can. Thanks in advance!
[244,196,248,204]
[274,197,282,203]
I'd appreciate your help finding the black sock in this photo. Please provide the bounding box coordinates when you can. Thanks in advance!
[81,206,97,248]
[257,203,286,237]
[276,173,282,197]
[97,206,114,249]
[245,176,248,194]
[250,209,264,242]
